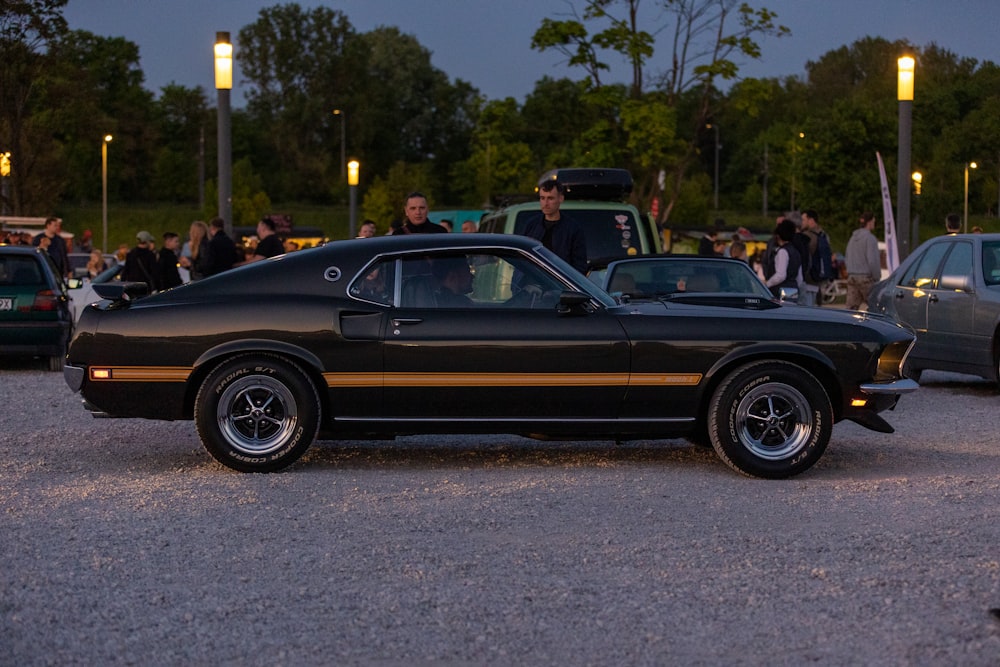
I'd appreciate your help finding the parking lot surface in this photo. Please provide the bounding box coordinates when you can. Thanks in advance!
[2,362,999,665]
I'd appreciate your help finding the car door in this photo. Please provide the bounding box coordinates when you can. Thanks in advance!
[381,249,630,419]
[890,240,952,340]
[923,240,983,364]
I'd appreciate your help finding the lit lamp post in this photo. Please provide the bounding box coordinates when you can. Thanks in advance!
[911,171,922,196]
[706,123,720,210]
[347,159,359,239]
[215,31,233,238]
[101,134,112,253]
[333,109,346,181]
[964,161,978,233]
[897,55,915,258]
[1,151,11,216]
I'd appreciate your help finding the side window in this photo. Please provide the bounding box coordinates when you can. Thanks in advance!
[939,242,973,284]
[983,242,1000,285]
[397,250,566,310]
[349,258,395,306]
[901,242,950,289]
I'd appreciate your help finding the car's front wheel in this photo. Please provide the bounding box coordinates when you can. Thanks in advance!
[708,360,832,479]
[195,354,320,472]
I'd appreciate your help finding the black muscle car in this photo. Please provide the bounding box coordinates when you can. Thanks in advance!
[64,234,917,478]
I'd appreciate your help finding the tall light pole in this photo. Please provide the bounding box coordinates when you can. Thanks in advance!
[101,134,112,254]
[790,132,804,211]
[897,55,915,258]
[347,159,360,239]
[706,123,720,210]
[333,109,346,181]
[215,31,233,238]
[964,161,978,233]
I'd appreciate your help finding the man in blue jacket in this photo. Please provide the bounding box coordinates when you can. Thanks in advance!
[522,180,588,274]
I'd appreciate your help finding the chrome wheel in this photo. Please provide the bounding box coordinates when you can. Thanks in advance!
[217,375,299,456]
[735,382,812,460]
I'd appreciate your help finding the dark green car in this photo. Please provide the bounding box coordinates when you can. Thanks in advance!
[0,245,73,371]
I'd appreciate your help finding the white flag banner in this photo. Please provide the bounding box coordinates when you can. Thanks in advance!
[876,152,900,273]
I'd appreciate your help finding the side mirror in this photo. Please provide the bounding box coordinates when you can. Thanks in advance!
[557,290,593,315]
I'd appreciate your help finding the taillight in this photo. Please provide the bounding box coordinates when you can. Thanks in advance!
[32,289,60,312]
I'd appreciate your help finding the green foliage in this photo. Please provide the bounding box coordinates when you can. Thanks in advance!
[202,158,272,227]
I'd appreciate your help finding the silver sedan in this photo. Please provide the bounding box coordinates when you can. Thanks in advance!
[868,232,1000,385]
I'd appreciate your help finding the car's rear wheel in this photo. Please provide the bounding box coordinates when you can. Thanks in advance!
[708,360,832,479]
[195,354,320,472]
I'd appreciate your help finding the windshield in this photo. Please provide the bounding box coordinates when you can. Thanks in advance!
[605,258,773,300]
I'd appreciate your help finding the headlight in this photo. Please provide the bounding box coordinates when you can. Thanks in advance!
[875,339,914,382]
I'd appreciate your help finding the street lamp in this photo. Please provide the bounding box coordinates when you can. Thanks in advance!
[215,31,233,238]
[964,161,978,233]
[897,55,915,258]
[347,159,359,239]
[0,151,11,216]
[333,109,346,180]
[911,171,922,196]
[101,134,112,253]
[706,123,720,210]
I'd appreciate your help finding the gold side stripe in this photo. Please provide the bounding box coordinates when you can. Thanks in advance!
[87,367,701,387]
[90,366,192,382]
[324,372,702,388]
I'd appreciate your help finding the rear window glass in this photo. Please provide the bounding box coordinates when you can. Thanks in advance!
[0,256,43,286]
[513,208,641,260]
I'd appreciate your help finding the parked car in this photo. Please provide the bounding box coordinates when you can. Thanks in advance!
[68,263,122,321]
[64,234,917,479]
[0,245,74,370]
[478,168,662,266]
[589,255,773,300]
[868,232,1000,385]
[67,252,118,280]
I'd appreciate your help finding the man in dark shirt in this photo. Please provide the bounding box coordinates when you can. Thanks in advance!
[206,217,239,274]
[398,192,447,234]
[522,180,588,274]
[243,217,285,264]
[32,217,69,279]
[156,231,183,289]
[122,230,159,291]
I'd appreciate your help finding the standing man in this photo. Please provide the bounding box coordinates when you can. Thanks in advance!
[522,180,588,274]
[121,231,159,291]
[945,213,961,234]
[398,192,446,234]
[156,232,183,290]
[32,217,69,279]
[844,211,881,311]
[799,209,831,306]
[242,217,285,264]
[206,217,239,274]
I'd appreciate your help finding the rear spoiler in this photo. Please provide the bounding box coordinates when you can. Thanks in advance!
[92,281,150,305]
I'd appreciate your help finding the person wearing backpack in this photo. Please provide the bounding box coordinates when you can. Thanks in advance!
[800,209,833,306]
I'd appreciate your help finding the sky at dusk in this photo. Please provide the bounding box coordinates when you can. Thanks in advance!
[61,0,1000,107]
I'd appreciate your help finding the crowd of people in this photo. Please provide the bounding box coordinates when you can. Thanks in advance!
[4,192,986,307]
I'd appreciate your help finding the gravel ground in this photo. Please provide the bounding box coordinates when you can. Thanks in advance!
[1,360,999,666]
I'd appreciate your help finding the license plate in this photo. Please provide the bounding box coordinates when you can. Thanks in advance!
[0,297,12,311]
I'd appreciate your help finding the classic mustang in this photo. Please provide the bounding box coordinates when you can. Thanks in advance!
[64,234,917,478]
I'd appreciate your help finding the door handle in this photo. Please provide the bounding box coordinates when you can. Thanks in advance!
[928,294,939,303]
[392,318,423,326]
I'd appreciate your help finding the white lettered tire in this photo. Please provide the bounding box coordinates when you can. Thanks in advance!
[195,354,320,472]
[708,360,832,479]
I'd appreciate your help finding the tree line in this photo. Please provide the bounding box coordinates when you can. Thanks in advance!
[3,1,999,248]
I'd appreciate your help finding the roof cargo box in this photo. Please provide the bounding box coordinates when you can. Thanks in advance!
[537,168,633,201]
